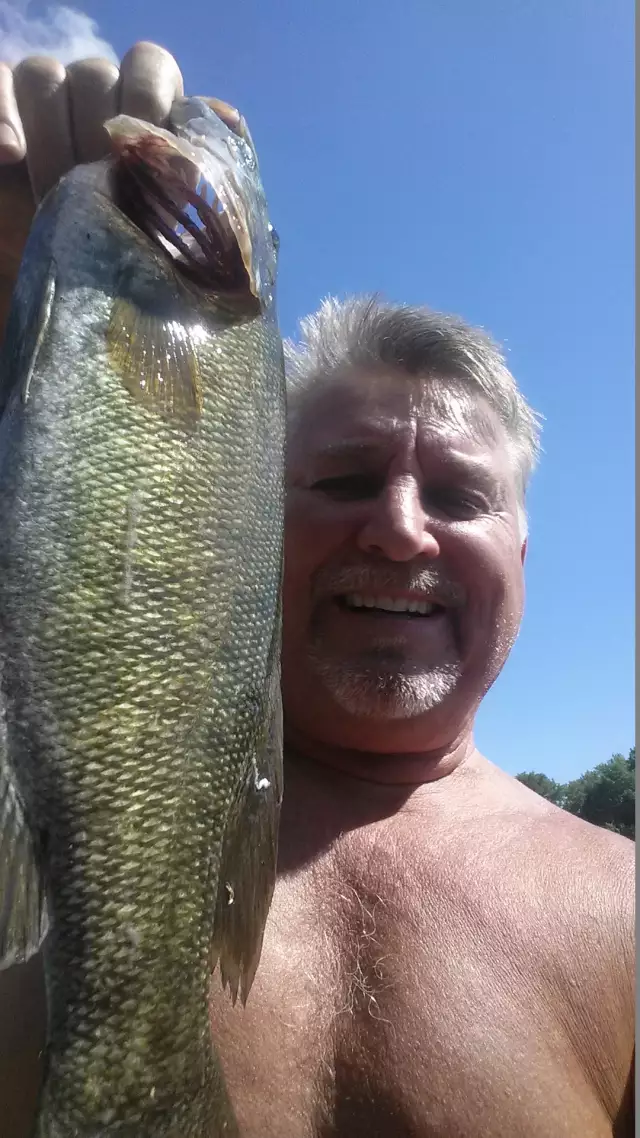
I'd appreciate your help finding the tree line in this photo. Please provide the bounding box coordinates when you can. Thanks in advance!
[516,748,635,840]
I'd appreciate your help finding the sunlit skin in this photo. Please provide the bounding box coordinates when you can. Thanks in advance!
[283,369,527,781]
[204,366,633,1138]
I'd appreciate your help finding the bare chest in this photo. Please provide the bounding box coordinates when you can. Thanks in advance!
[209,830,614,1138]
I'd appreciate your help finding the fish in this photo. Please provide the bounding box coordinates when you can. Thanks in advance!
[0,95,285,1136]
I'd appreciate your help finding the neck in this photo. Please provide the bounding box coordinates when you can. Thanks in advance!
[283,720,477,787]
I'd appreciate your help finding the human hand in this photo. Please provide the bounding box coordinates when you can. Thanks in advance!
[0,41,184,340]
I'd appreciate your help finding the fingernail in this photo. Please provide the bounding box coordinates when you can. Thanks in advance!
[0,122,21,161]
[198,97,242,134]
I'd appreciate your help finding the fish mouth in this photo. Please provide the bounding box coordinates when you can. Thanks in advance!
[105,115,257,300]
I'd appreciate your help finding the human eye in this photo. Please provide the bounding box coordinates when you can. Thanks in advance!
[310,473,383,501]
[424,485,488,519]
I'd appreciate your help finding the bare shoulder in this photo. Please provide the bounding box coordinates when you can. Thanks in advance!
[446,756,635,1126]
[441,755,635,1017]
[523,790,635,972]
[475,755,635,928]
[498,759,633,886]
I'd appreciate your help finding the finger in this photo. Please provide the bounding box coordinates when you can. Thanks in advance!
[118,42,184,126]
[66,58,119,165]
[12,57,74,202]
[0,63,26,163]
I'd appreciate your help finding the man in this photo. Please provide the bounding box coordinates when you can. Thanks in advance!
[0,42,634,1138]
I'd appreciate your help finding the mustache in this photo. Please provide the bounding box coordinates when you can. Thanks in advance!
[311,562,466,607]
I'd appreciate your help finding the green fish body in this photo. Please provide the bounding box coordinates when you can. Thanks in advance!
[0,99,285,1137]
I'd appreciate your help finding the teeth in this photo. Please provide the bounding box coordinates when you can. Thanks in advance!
[344,594,436,616]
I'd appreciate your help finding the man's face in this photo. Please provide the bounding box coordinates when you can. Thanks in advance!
[283,369,526,752]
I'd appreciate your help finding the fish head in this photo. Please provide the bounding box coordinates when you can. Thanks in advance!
[104,97,278,313]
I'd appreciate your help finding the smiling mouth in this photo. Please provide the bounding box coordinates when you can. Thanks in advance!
[335,594,446,617]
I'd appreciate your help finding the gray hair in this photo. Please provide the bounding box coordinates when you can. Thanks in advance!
[284,296,542,534]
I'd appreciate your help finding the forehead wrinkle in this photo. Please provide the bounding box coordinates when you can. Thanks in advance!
[417,428,513,498]
[418,418,502,462]
[291,367,511,474]
[345,367,506,454]
[417,380,505,446]
[413,388,516,497]
[433,448,501,478]
[314,418,417,458]
[417,408,510,479]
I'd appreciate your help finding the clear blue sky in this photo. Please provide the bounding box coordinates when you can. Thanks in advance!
[7,0,635,781]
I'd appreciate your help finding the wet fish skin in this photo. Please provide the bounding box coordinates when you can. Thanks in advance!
[0,100,285,1136]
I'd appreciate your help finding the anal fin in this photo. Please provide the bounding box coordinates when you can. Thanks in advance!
[211,662,283,1007]
[0,701,48,969]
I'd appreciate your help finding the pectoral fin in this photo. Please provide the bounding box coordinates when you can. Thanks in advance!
[0,260,56,419]
[106,293,203,426]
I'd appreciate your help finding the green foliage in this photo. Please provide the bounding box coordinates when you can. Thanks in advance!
[515,771,564,805]
[516,749,635,839]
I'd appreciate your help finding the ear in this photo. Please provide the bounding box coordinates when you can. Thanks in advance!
[520,538,528,565]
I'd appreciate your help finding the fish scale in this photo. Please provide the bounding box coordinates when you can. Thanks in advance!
[0,98,284,1136]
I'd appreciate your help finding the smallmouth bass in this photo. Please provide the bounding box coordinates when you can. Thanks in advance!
[0,96,285,1136]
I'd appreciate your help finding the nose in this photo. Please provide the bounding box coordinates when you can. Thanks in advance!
[356,476,440,561]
